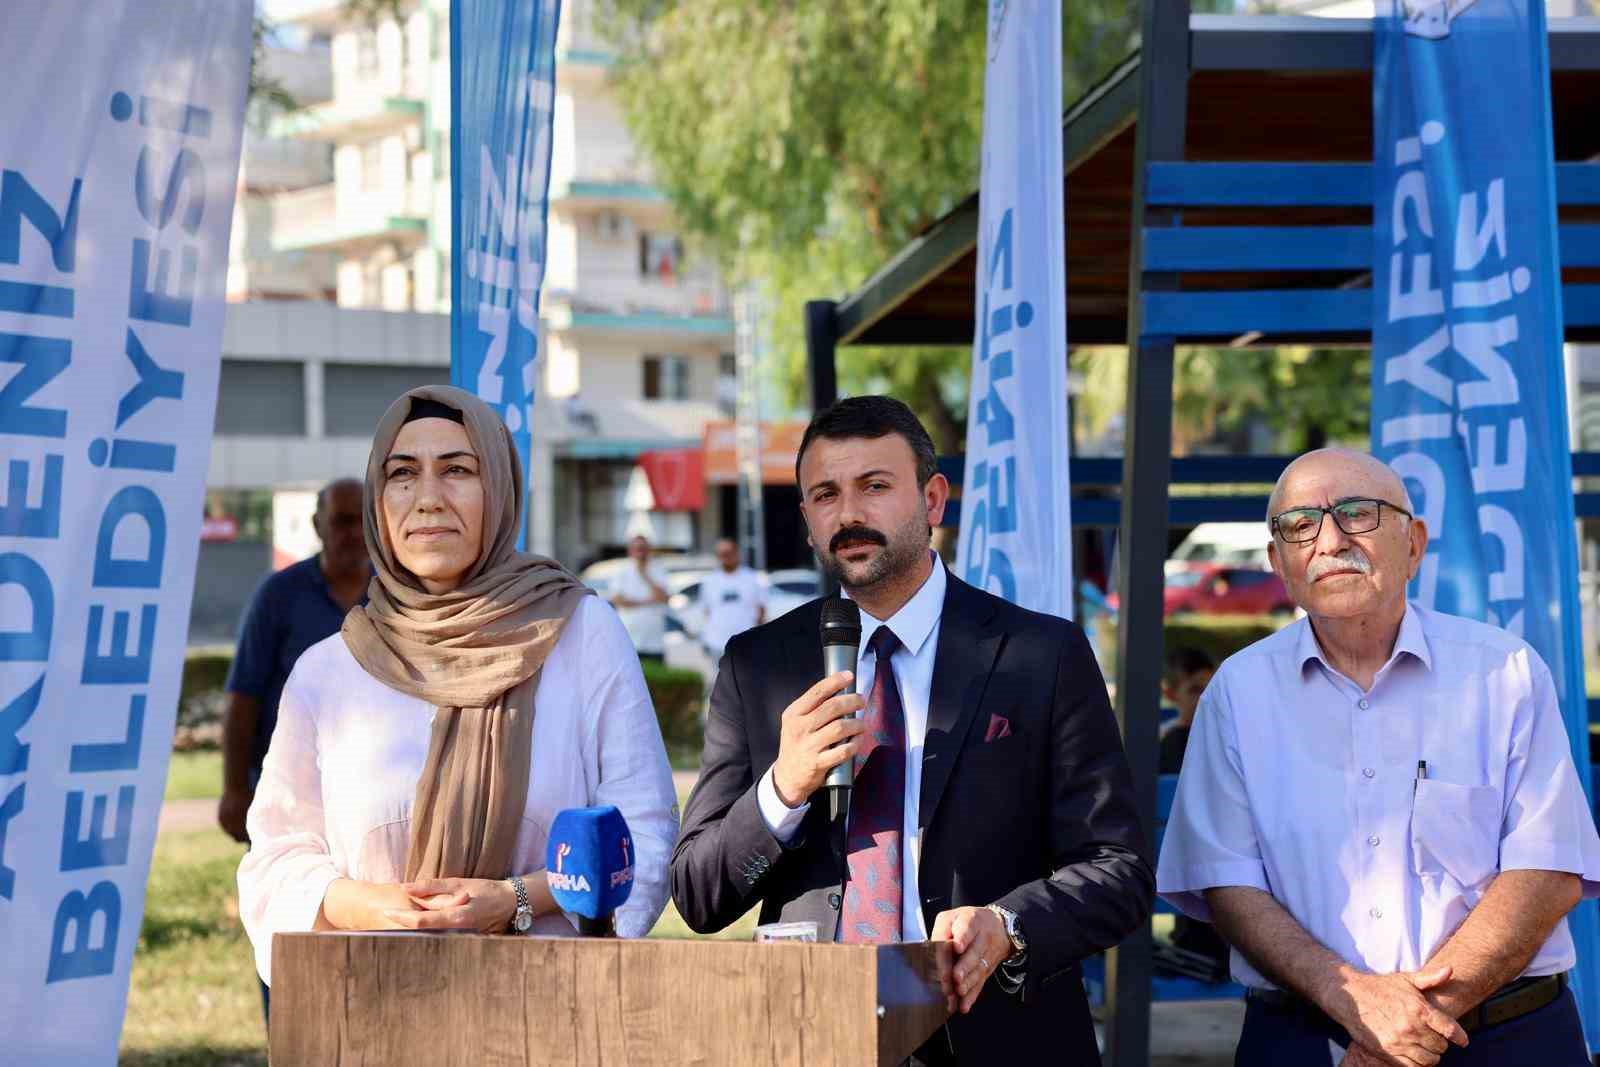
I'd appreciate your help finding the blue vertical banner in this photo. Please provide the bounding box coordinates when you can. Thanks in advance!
[1372,0,1599,1044]
[451,0,562,546]
[0,2,251,1059]
[956,0,1072,619]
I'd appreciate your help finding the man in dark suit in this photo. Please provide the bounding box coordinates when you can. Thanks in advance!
[671,396,1152,1064]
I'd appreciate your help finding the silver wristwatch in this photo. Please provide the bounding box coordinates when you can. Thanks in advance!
[987,904,1027,962]
[508,876,533,934]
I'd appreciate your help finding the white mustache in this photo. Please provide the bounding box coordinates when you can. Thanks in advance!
[1306,550,1373,581]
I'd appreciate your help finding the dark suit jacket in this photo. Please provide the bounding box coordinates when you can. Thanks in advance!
[671,571,1153,1063]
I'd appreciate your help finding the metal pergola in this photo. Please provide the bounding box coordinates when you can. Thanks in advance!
[803,7,1600,1064]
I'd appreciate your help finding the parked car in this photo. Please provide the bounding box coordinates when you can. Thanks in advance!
[1163,565,1291,617]
[662,566,821,678]
[1164,522,1270,577]
[764,568,820,621]
[578,553,716,598]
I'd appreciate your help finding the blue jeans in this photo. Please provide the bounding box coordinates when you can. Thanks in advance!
[1234,987,1587,1067]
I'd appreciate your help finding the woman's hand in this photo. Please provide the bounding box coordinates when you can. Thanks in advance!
[380,877,521,934]
[318,879,426,931]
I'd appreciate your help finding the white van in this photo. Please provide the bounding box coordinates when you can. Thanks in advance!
[1165,522,1271,576]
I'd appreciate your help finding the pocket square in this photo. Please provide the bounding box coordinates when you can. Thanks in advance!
[984,714,1012,742]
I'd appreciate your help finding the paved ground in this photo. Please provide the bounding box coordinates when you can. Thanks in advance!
[1149,1000,1244,1065]
[160,796,216,834]
[164,770,1247,1062]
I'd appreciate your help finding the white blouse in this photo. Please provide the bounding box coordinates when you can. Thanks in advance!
[237,595,679,984]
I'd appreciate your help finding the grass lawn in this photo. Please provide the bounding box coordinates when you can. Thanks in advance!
[121,830,265,1066]
[163,750,223,802]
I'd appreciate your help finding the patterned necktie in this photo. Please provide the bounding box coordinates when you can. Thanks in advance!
[840,626,906,944]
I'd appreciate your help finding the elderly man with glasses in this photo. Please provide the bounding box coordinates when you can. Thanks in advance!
[1157,447,1600,1067]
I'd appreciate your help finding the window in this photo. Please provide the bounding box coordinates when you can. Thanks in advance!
[214,360,305,436]
[324,362,450,436]
[638,232,684,281]
[361,139,383,191]
[356,28,380,79]
[642,355,689,401]
[202,489,274,543]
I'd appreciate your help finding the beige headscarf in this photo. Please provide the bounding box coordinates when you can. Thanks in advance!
[341,385,590,882]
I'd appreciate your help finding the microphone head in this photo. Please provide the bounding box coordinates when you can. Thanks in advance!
[545,805,634,920]
[820,596,861,648]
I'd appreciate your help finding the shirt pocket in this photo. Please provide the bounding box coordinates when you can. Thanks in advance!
[1410,779,1500,892]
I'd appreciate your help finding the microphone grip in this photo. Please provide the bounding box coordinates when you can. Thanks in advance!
[575,914,616,937]
[821,642,859,796]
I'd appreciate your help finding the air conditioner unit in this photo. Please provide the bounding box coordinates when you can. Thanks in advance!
[595,211,630,241]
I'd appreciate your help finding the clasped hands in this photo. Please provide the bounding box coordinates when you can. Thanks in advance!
[929,906,1017,1015]
[320,876,520,935]
[1323,964,1469,1067]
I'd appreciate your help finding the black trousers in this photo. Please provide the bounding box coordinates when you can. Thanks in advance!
[1234,987,1587,1066]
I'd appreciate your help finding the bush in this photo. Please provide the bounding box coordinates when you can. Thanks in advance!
[1087,614,1288,688]
[643,659,706,764]
[175,647,233,750]
[171,647,709,764]
[1163,616,1283,669]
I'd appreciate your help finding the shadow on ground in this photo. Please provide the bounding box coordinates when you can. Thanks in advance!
[120,1047,266,1067]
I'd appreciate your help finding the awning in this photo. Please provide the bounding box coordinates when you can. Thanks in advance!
[702,421,807,486]
[637,448,706,511]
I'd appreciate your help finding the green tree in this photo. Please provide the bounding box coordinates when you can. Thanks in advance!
[595,0,1150,452]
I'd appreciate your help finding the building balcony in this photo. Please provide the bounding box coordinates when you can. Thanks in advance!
[555,0,615,70]
[269,93,424,143]
[240,133,333,192]
[549,179,667,211]
[268,183,428,254]
[544,302,734,340]
[259,0,346,30]
[545,269,730,321]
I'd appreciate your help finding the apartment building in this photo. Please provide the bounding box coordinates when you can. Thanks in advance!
[199,0,735,640]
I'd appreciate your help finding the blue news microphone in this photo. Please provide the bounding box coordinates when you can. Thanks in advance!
[545,805,635,937]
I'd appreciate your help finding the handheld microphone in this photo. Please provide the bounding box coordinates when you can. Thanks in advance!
[545,805,635,937]
[819,597,862,823]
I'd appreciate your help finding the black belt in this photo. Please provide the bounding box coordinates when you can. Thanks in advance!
[1246,972,1568,1036]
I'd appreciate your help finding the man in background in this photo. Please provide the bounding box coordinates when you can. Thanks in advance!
[698,537,765,662]
[611,533,670,663]
[218,477,369,1021]
[218,478,370,842]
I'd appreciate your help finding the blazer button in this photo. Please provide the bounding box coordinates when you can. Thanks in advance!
[827,892,841,910]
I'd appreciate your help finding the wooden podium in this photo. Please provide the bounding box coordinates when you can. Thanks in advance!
[270,932,953,1065]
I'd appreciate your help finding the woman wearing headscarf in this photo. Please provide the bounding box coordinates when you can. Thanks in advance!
[238,386,678,985]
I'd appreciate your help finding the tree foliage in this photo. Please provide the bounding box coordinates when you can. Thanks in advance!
[594,0,1147,451]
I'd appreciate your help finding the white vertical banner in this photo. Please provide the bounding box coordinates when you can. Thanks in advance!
[957,0,1072,618]
[0,3,251,1060]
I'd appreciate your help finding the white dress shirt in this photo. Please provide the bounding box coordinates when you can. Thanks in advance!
[757,558,945,942]
[1158,602,1600,989]
[237,595,679,984]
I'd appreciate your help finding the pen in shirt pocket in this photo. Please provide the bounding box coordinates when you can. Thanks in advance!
[1414,759,1427,795]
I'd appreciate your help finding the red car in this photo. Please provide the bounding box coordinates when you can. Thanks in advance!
[1163,564,1292,617]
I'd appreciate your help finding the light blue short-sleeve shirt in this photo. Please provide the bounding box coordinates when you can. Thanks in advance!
[1157,602,1600,989]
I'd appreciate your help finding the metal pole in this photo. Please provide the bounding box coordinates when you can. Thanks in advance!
[804,299,839,415]
[1105,2,1190,1066]
[735,286,768,573]
[804,299,840,595]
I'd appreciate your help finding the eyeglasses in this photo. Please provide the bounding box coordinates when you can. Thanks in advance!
[1270,498,1412,544]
